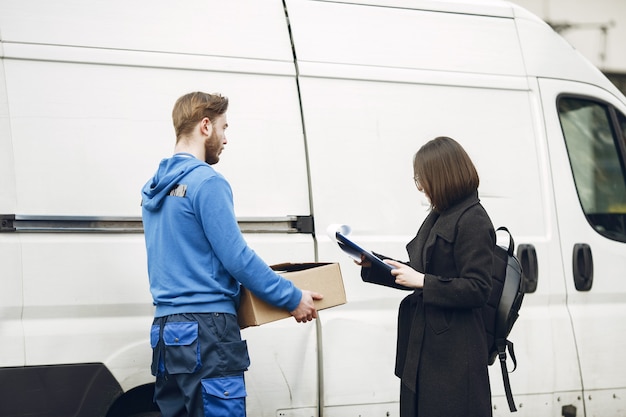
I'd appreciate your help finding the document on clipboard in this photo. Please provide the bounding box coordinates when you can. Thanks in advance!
[327,224,394,272]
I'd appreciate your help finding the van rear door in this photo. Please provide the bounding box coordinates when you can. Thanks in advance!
[540,78,626,416]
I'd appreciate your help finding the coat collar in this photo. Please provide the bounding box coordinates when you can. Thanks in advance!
[407,191,480,271]
[430,191,480,242]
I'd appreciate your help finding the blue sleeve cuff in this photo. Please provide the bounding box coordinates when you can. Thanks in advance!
[285,286,303,312]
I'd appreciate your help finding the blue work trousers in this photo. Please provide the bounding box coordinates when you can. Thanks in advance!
[150,312,250,417]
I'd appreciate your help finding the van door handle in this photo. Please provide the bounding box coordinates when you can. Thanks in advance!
[573,243,593,291]
[517,244,538,293]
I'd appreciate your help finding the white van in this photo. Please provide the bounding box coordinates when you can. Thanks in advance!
[1,0,625,416]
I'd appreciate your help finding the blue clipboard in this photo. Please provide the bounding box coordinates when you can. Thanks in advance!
[335,232,394,272]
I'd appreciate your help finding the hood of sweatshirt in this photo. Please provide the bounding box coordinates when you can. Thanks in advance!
[141,154,207,211]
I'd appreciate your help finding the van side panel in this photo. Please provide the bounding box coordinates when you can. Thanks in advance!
[0,37,24,369]
[287,1,584,415]
[0,59,16,211]
[0,0,307,217]
[299,76,583,415]
[0,0,293,62]
[0,1,318,416]
[287,0,526,76]
[0,236,24,367]
[1,56,309,217]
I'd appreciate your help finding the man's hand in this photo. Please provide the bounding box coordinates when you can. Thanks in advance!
[290,290,323,323]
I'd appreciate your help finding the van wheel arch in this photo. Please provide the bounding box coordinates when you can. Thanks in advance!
[106,383,160,417]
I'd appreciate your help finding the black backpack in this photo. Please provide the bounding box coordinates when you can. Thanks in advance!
[483,226,525,412]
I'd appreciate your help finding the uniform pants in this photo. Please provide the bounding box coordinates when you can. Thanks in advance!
[150,312,250,417]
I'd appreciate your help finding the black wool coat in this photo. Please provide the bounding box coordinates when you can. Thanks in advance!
[363,192,495,417]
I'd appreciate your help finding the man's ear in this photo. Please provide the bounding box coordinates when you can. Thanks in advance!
[202,117,213,136]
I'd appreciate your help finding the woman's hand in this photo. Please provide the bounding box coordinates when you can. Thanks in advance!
[385,260,425,288]
[354,254,372,268]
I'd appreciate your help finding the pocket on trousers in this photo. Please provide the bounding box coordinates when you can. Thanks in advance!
[150,325,160,348]
[201,375,247,417]
[150,324,162,376]
[163,321,201,374]
[217,340,250,373]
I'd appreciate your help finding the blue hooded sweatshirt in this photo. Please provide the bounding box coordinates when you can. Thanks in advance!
[141,153,302,318]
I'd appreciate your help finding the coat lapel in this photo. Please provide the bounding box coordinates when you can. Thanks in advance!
[406,192,480,273]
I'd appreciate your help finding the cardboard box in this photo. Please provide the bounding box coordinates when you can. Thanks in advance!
[238,262,346,329]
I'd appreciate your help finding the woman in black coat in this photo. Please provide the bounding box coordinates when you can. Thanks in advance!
[360,136,495,417]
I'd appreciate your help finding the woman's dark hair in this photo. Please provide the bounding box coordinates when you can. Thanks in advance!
[413,136,479,212]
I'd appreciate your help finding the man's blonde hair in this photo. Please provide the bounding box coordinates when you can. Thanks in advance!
[172,92,229,142]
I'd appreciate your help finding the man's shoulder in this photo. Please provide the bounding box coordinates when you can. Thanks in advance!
[183,166,231,198]
[184,163,223,181]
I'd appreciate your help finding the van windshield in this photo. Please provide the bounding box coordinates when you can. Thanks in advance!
[558,97,626,243]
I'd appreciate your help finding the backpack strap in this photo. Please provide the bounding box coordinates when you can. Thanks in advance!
[496,226,515,257]
[497,339,518,412]
[495,226,521,412]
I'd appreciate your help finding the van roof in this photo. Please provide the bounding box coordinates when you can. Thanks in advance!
[309,0,623,99]
[313,0,541,20]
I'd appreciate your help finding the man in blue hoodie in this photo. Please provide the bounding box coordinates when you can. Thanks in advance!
[141,91,322,417]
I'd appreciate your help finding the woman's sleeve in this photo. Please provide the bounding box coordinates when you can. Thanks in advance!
[361,253,413,291]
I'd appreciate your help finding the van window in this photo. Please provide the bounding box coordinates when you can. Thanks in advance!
[557,97,626,242]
